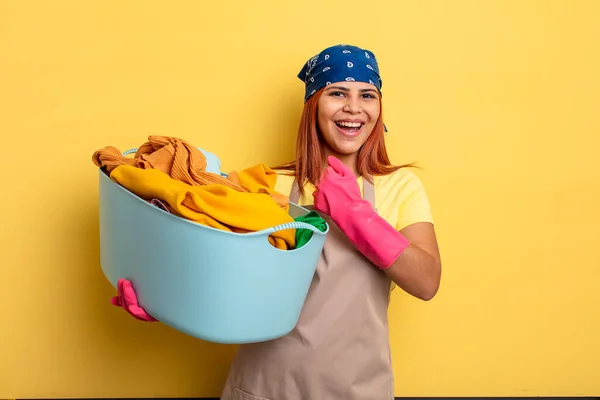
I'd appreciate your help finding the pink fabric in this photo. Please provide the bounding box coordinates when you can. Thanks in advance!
[313,156,410,269]
[150,198,171,213]
[110,278,158,322]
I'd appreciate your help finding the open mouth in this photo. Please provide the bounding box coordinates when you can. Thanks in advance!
[335,121,364,135]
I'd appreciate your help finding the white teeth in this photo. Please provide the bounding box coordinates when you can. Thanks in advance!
[336,121,362,128]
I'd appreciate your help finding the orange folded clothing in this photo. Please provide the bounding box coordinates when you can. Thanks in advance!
[92,135,288,210]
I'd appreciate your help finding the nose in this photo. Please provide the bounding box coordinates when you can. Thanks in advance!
[343,95,362,114]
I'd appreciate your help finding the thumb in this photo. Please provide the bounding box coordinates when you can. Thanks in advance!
[327,156,352,177]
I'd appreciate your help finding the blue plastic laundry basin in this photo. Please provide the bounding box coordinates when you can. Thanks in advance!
[97,151,328,344]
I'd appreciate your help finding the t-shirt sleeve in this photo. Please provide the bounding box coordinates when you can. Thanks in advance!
[274,172,295,198]
[395,170,434,231]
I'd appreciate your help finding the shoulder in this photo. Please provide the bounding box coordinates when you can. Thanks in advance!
[374,167,427,198]
[273,169,317,206]
[373,167,434,230]
[274,170,296,196]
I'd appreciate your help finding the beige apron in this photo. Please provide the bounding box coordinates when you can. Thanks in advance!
[220,177,394,400]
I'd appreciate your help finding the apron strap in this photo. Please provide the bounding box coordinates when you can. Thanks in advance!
[289,175,376,208]
[362,177,375,206]
[290,178,301,204]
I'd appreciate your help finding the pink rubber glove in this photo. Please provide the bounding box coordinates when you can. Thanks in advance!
[313,156,410,269]
[110,278,158,322]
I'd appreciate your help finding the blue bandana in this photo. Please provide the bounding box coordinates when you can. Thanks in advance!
[298,44,382,102]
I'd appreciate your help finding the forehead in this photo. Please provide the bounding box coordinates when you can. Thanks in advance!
[325,81,378,91]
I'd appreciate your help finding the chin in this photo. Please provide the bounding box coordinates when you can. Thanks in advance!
[330,144,363,156]
[321,129,369,156]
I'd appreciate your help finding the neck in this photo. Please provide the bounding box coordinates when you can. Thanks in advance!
[322,148,360,178]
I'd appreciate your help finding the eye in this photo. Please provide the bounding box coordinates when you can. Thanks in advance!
[329,91,345,97]
[362,93,377,99]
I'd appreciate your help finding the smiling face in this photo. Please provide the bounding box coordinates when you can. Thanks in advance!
[316,81,381,163]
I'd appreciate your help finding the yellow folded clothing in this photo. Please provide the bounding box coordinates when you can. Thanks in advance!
[110,164,297,250]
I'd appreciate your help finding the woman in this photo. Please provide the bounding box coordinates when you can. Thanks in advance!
[220,44,442,400]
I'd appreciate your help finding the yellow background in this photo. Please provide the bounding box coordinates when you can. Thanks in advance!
[1,0,599,398]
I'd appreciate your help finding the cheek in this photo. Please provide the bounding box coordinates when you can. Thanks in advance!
[366,104,381,122]
[317,105,336,131]
[317,102,335,120]
[316,110,328,134]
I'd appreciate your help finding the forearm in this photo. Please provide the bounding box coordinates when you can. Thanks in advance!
[383,242,441,301]
[331,199,441,301]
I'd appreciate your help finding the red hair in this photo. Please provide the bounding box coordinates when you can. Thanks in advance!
[274,88,413,195]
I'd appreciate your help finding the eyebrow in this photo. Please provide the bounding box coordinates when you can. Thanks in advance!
[326,85,378,94]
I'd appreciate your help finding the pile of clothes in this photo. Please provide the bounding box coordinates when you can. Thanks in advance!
[92,135,327,250]
[93,135,327,322]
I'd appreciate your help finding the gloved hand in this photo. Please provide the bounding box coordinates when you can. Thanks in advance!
[110,278,158,322]
[313,156,410,269]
